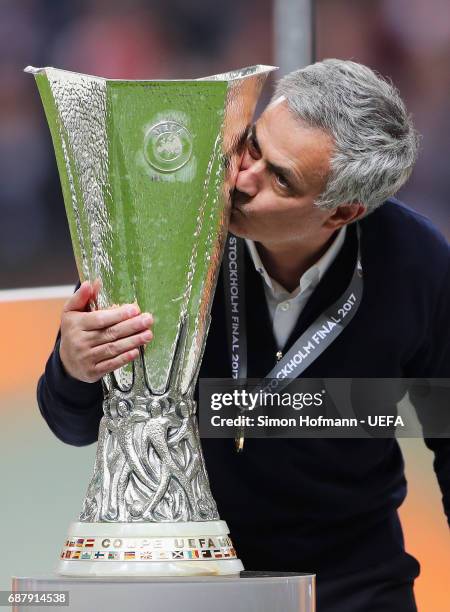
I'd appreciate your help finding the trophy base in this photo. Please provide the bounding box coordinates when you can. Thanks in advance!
[57,520,244,577]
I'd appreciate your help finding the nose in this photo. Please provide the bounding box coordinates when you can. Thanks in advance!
[235,151,264,197]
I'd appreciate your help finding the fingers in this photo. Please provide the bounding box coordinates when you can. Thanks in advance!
[84,325,152,382]
[89,312,153,346]
[81,303,142,331]
[64,281,93,313]
[59,286,155,382]
[91,348,141,380]
[90,329,153,364]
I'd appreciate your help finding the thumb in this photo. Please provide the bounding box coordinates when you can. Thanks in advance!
[63,281,93,313]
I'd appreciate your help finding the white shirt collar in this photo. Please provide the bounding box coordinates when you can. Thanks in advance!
[245,226,347,299]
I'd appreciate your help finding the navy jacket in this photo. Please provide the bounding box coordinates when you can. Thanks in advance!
[38,199,450,577]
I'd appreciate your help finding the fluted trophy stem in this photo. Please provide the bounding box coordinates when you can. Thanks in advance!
[27,64,275,576]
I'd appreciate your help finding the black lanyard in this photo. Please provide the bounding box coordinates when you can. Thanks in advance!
[223,227,364,450]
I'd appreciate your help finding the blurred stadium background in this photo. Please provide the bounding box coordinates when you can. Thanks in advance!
[0,1,448,610]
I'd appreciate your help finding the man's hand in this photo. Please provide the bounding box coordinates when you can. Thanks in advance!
[59,281,154,383]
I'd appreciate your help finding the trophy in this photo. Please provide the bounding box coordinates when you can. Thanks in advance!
[26,64,274,576]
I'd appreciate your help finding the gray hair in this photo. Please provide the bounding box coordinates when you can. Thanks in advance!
[273,59,419,211]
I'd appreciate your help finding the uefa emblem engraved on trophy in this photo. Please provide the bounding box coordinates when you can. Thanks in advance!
[144,120,193,173]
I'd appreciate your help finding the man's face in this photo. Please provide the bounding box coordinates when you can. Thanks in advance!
[229,99,335,247]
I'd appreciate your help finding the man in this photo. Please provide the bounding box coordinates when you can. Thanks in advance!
[38,60,449,611]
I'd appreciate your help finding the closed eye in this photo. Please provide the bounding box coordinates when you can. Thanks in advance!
[268,163,295,192]
[247,133,261,159]
[248,123,299,194]
[274,172,290,188]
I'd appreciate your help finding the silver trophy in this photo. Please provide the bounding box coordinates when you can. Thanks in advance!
[27,65,275,576]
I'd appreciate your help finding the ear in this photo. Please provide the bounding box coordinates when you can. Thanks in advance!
[324,203,366,230]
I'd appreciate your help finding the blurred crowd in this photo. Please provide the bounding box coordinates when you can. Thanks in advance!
[1,0,448,288]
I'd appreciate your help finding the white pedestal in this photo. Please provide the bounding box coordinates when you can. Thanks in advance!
[12,572,316,612]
